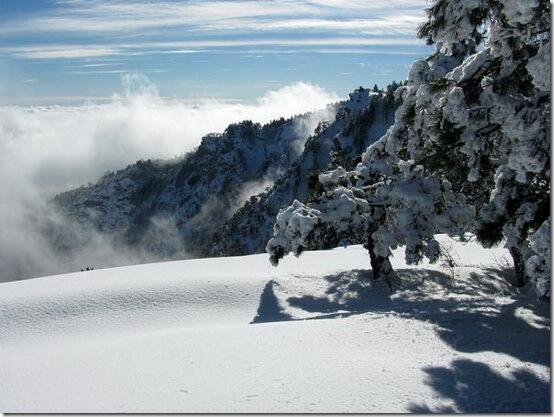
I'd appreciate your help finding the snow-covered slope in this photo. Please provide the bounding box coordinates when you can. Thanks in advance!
[1,236,549,413]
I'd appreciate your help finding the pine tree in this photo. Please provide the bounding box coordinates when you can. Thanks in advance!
[419,0,551,292]
[266,0,550,296]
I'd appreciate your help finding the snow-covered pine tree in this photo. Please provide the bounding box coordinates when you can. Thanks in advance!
[266,0,550,296]
[419,0,551,294]
[266,51,477,287]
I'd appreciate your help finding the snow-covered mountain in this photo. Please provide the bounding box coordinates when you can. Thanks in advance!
[208,87,398,256]
[52,85,399,261]
[52,109,330,257]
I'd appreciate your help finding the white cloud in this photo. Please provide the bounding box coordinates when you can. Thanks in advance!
[158,50,205,55]
[202,15,423,35]
[0,0,427,60]
[142,37,423,49]
[0,75,338,282]
[0,0,318,35]
[0,37,422,60]
[312,48,423,55]
[1,75,336,195]
[68,68,168,75]
[5,45,119,59]
[67,62,124,68]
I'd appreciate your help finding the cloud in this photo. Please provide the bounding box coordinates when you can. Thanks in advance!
[201,15,423,35]
[1,74,336,197]
[146,37,422,48]
[0,0,426,35]
[68,68,168,75]
[0,37,422,60]
[0,1,320,35]
[312,48,423,55]
[5,45,119,59]
[0,75,338,282]
[66,62,124,68]
[0,0,426,60]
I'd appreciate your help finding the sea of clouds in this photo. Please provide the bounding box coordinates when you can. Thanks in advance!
[0,74,338,282]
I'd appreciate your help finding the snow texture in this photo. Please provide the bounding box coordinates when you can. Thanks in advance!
[0,236,550,413]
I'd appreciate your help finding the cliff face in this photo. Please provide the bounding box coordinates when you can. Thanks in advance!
[53,86,399,260]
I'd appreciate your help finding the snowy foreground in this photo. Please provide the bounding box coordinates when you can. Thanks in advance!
[0,236,550,413]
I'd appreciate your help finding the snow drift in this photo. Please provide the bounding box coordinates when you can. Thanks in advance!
[0,235,549,413]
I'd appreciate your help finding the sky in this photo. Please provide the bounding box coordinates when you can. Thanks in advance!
[0,0,432,105]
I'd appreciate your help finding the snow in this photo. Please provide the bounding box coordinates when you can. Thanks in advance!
[318,166,347,187]
[526,221,551,298]
[0,235,550,413]
[501,0,540,25]
[527,40,551,92]
[267,199,322,262]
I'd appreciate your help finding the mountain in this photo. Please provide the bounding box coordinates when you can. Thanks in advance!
[52,111,329,258]
[208,86,399,257]
[52,84,400,261]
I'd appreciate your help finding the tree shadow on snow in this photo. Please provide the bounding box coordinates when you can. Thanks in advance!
[286,269,392,316]
[252,267,550,412]
[252,268,551,367]
[407,358,550,413]
[251,280,292,323]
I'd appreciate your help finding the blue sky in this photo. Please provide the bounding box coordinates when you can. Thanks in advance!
[0,0,432,105]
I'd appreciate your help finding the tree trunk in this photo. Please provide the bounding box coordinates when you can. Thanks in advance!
[364,231,396,290]
[509,245,527,287]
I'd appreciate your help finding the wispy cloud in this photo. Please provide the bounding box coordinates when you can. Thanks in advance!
[3,45,118,59]
[0,37,423,60]
[0,0,426,60]
[0,0,430,105]
[67,62,124,68]
[158,50,206,55]
[200,15,422,35]
[67,67,168,75]
[0,1,319,34]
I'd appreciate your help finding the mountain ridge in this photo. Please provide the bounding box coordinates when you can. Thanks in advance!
[52,83,402,263]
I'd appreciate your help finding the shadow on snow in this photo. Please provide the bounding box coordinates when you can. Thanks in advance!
[251,267,550,412]
[407,358,550,413]
[251,280,293,323]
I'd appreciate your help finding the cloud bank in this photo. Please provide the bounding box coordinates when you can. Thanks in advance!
[0,76,337,282]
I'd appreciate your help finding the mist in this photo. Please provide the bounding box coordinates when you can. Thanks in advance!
[0,75,338,282]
